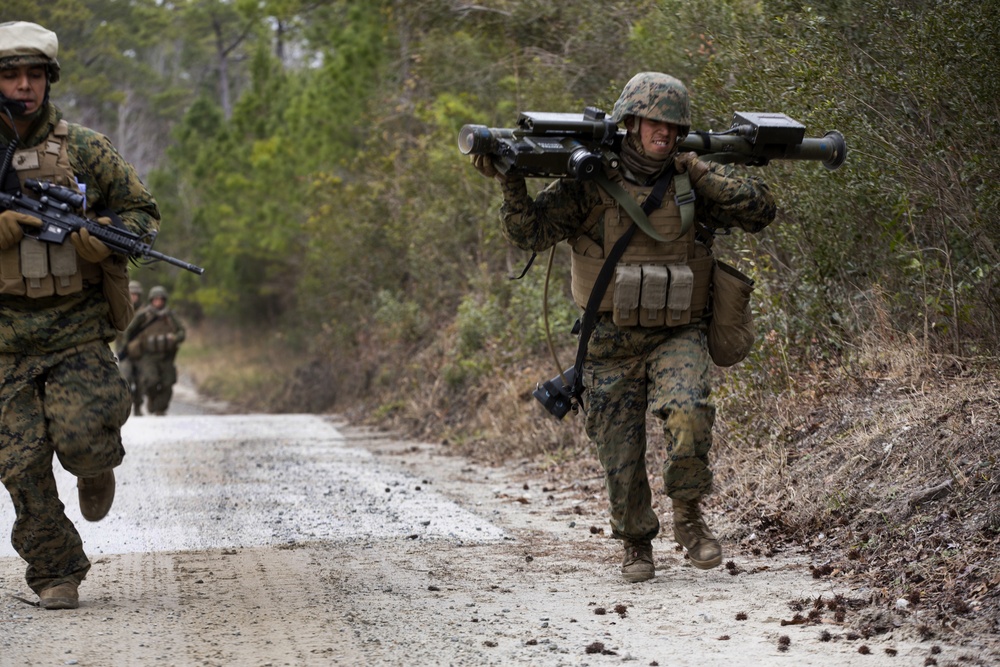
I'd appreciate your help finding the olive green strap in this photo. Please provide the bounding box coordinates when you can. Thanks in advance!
[673,171,696,236]
[594,171,669,242]
[594,170,696,243]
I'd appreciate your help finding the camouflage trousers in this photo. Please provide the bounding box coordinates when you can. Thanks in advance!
[136,354,177,415]
[583,317,715,543]
[118,357,142,412]
[0,341,130,593]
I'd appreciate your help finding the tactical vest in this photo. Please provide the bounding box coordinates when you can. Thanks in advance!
[0,120,102,297]
[138,310,181,354]
[569,171,712,327]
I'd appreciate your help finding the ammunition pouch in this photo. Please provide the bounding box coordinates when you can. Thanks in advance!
[640,265,669,327]
[0,237,102,297]
[707,260,756,367]
[578,255,712,328]
[132,311,181,357]
[612,264,641,326]
[145,333,177,354]
[666,264,695,325]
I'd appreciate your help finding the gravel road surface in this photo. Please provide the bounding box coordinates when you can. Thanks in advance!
[1,384,995,666]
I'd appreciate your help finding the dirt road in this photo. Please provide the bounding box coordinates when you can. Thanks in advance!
[1,386,996,666]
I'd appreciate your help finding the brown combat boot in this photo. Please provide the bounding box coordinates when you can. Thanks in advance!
[621,539,655,582]
[39,582,79,610]
[672,498,722,570]
[78,470,115,522]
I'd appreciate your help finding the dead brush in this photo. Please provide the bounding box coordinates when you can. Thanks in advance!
[710,319,1000,635]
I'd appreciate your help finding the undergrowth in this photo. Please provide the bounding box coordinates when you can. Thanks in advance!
[710,334,1000,642]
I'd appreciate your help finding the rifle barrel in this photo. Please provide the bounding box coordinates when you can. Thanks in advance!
[146,248,205,275]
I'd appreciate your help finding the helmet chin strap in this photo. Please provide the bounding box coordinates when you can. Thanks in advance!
[625,116,649,157]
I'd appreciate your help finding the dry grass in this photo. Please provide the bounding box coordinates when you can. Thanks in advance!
[709,330,1000,640]
[178,325,325,412]
[345,325,590,463]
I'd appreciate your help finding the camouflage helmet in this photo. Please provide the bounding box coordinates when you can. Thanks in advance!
[149,285,169,301]
[0,22,61,83]
[129,280,143,295]
[609,72,690,134]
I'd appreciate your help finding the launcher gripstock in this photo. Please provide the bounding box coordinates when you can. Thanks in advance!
[458,106,623,180]
[458,108,846,179]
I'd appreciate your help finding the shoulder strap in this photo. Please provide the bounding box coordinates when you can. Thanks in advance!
[593,171,669,243]
[569,167,676,401]
[592,168,696,244]
[673,171,696,235]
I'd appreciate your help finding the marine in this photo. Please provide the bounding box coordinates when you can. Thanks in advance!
[0,20,160,609]
[472,72,776,581]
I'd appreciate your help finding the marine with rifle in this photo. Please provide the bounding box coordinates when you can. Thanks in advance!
[0,20,160,610]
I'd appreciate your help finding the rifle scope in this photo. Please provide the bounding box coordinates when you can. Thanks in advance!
[25,179,86,210]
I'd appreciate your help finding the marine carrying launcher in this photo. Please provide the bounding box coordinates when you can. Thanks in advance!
[458,106,847,178]
[461,106,847,420]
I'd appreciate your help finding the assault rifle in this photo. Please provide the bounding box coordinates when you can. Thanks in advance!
[0,118,204,275]
[459,107,847,179]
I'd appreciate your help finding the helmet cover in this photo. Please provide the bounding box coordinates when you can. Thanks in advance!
[0,21,61,83]
[609,72,690,133]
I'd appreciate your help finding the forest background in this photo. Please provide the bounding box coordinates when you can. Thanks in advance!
[3,0,999,644]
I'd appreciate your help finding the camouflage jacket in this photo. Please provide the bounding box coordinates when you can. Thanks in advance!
[498,159,776,253]
[0,104,161,355]
[122,305,185,359]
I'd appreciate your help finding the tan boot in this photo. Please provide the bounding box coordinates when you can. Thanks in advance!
[39,582,79,610]
[672,498,722,570]
[78,470,115,522]
[621,539,655,582]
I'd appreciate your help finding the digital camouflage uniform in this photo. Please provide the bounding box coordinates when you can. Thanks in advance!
[116,281,144,414]
[122,292,185,416]
[0,102,160,593]
[494,74,775,567]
